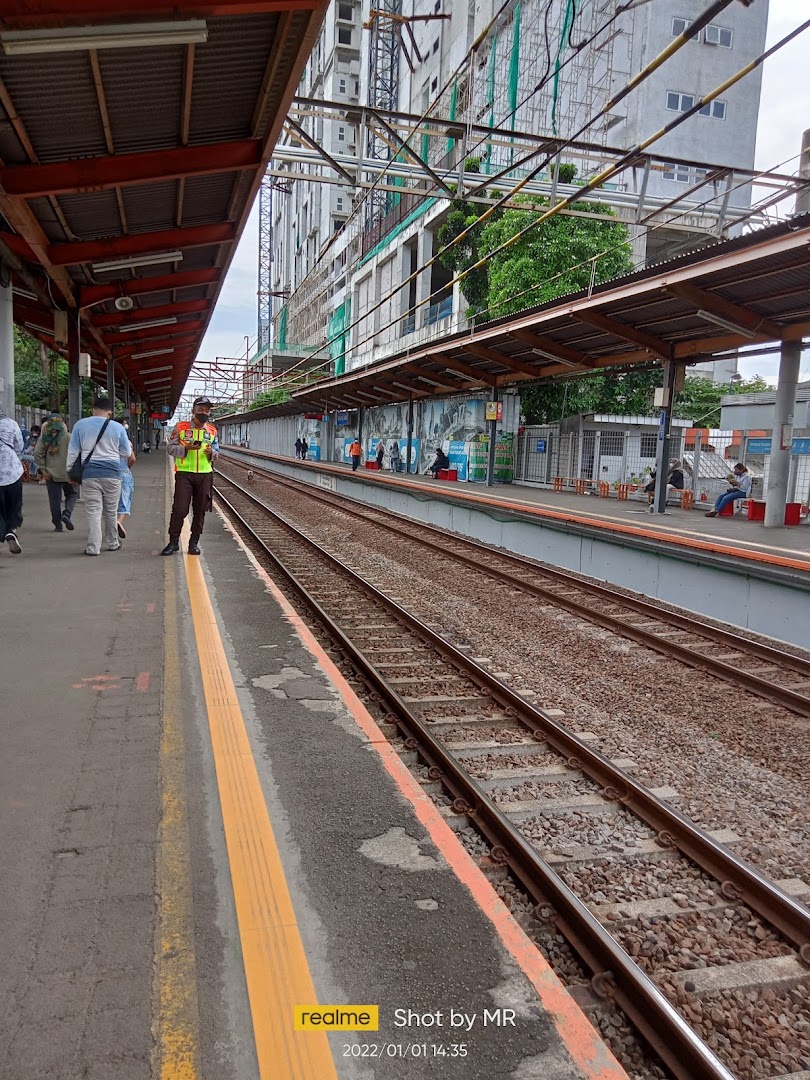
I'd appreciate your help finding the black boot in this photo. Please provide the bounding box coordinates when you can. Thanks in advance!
[187,537,201,555]
[161,540,180,556]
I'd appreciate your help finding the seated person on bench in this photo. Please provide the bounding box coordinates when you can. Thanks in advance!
[429,448,450,478]
[706,462,751,517]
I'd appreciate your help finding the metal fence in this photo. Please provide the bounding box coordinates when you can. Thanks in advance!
[512,427,809,506]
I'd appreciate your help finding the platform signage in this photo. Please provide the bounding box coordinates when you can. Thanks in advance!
[746,437,810,455]
[535,439,546,453]
[485,401,503,422]
[335,411,350,426]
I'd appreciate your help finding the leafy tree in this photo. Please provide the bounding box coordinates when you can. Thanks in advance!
[673,373,772,428]
[435,158,503,319]
[250,388,290,409]
[14,369,52,408]
[520,369,659,425]
[479,192,633,320]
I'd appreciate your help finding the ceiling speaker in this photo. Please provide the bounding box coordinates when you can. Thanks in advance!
[114,295,135,312]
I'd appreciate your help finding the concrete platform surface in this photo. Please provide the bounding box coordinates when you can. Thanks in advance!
[0,452,623,1080]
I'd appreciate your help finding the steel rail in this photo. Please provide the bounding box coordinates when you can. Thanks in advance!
[214,471,810,951]
[220,454,810,717]
[213,473,742,1080]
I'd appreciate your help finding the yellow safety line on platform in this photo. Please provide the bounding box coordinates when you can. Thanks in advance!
[155,474,202,1079]
[182,542,338,1080]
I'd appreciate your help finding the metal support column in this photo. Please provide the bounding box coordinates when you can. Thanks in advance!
[67,312,81,428]
[406,397,414,474]
[795,129,810,215]
[764,337,801,527]
[692,431,703,504]
[0,274,14,419]
[486,389,498,487]
[107,358,116,409]
[652,362,677,515]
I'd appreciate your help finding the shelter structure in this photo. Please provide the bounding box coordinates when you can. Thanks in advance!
[0,0,328,428]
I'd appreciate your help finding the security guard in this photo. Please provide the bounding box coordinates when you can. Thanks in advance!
[161,396,219,555]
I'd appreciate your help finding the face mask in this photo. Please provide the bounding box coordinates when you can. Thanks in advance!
[193,411,209,424]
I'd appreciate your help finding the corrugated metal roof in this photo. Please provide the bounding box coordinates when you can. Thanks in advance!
[0,1,328,408]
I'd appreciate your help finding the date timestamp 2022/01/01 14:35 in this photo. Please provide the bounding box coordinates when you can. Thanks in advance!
[342,1044,468,1059]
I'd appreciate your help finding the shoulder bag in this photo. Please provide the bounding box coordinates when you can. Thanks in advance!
[68,418,111,483]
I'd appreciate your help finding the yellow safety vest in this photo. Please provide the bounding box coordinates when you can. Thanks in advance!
[174,422,217,474]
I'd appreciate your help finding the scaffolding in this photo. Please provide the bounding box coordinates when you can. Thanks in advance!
[258,177,273,350]
[365,0,402,228]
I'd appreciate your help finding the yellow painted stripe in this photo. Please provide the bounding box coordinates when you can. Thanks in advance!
[156,470,202,1079]
[181,540,338,1080]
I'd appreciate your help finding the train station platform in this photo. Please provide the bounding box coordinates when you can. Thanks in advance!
[0,451,625,1080]
[222,448,810,649]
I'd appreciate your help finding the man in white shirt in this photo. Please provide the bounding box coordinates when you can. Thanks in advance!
[66,395,134,555]
[706,462,752,518]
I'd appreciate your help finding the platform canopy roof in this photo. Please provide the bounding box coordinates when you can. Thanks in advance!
[0,0,327,410]
[230,214,810,424]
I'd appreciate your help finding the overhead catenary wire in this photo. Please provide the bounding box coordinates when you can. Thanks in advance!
[266,0,741,389]
[244,149,804,403]
[273,3,801,388]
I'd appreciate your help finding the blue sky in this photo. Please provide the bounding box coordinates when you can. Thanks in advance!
[194,3,809,397]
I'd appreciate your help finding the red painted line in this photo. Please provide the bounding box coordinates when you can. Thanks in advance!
[217,512,629,1079]
[146,602,157,614]
[135,672,151,693]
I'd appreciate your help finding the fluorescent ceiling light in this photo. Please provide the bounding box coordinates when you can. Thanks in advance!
[91,251,183,274]
[144,376,172,385]
[24,321,53,335]
[131,348,175,360]
[531,347,580,367]
[13,286,37,301]
[695,309,756,339]
[0,21,208,56]
[117,317,178,332]
[137,364,173,375]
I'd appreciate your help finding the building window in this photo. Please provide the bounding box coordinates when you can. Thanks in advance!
[432,38,439,54]
[354,80,360,96]
[704,24,733,48]
[666,91,694,113]
[434,0,441,11]
[339,78,346,93]
[640,434,657,458]
[663,162,690,183]
[337,27,353,45]
[337,125,346,142]
[336,197,344,211]
[600,432,625,456]
[338,3,353,20]
[431,76,438,92]
[671,17,697,40]
[699,99,726,119]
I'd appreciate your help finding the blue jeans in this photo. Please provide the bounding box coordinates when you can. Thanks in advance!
[714,489,746,513]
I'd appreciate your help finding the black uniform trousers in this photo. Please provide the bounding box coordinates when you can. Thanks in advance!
[168,471,213,541]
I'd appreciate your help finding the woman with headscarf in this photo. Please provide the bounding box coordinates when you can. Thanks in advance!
[0,404,24,552]
[34,413,76,532]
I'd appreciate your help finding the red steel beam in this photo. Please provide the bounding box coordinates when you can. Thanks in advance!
[94,299,210,327]
[49,222,235,266]
[80,268,220,306]
[0,139,262,198]
[0,1,319,26]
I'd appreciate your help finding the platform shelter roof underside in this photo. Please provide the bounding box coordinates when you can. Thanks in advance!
[0,0,328,410]
[230,214,810,423]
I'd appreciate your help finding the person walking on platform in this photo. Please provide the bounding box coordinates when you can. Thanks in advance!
[295,437,302,459]
[67,396,133,556]
[376,441,385,469]
[390,440,401,473]
[705,462,752,518]
[33,413,76,532]
[117,449,136,540]
[349,438,362,471]
[0,404,24,553]
[162,396,219,556]
[300,438,308,461]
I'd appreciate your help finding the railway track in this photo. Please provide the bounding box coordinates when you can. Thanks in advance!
[213,468,810,1080]
[220,451,810,720]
